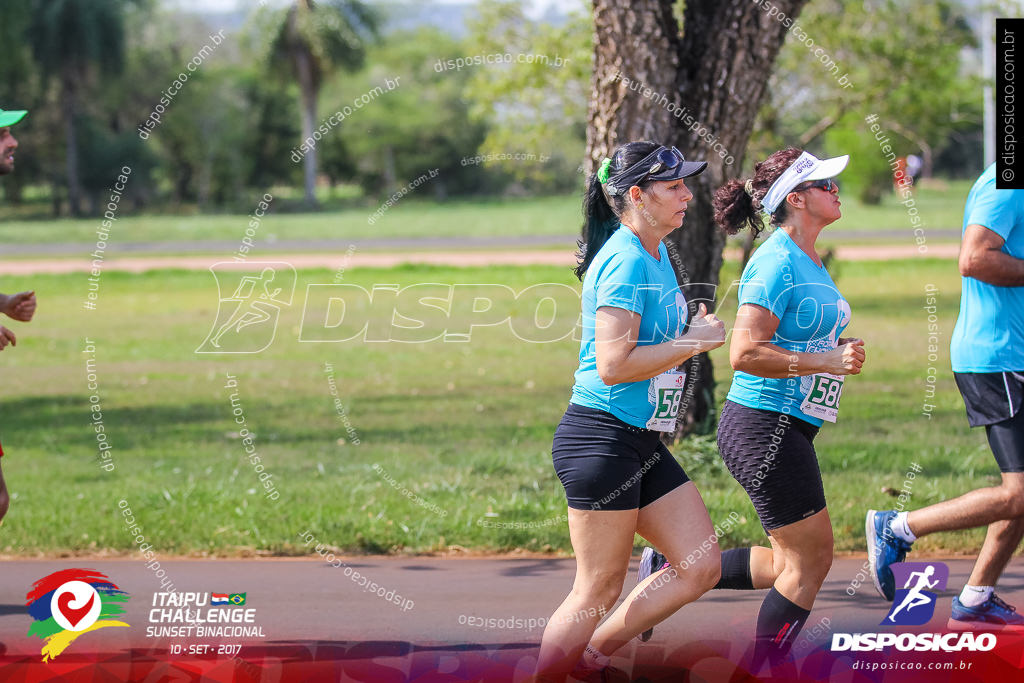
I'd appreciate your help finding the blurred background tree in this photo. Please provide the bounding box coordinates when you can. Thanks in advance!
[461,0,590,194]
[25,0,149,216]
[753,0,981,205]
[266,0,378,207]
[0,0,997,219]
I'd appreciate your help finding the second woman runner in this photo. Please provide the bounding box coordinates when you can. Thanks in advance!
[710,148,865,669]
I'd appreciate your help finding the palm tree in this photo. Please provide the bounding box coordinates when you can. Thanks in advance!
[268,0,376,207]
[26,0,139,216]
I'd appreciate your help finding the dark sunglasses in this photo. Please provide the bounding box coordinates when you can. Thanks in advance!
[614,145,688,185]
[606,145,705,195]
[643,146,684,175]
[793,178,838,193]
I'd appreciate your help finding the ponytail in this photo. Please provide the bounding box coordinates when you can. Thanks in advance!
[712,147,804,238]
[575,172,621,280]
[574,140,661,280]
[712,179,765,237]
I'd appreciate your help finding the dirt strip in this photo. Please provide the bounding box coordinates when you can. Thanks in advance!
[0,243,958,275]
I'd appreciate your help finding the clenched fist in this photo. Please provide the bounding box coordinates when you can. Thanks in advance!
[2,291,35,322]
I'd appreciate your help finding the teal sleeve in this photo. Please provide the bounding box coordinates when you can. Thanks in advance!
[595,252,646,315]
[737,254,791,320]
[966,179,1020,242]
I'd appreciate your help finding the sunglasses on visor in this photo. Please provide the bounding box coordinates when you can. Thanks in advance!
[634,146,687,184]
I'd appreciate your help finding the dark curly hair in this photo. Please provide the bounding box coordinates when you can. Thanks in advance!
[712,147,804,238]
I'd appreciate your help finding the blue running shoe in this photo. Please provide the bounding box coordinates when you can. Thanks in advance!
[635,547,668,642]
[949,594,1024,630]
[866,509,912,601]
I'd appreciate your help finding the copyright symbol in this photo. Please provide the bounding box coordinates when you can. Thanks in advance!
[1003,168,1015,182]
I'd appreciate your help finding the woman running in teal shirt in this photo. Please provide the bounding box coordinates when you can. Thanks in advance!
[535,140,726,681]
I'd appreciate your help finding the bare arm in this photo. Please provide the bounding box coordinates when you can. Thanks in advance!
[595,303,725,385]
[959,224,1024,286]
[729,303,864,379]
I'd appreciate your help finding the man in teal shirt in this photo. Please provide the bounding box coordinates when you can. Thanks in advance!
[0,106,37,524]
[869,163,1024,628]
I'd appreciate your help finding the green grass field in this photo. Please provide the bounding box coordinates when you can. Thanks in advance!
[0,180,972,249]
[0,256,995,557]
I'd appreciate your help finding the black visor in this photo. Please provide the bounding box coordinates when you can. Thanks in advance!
[607,146,706,195]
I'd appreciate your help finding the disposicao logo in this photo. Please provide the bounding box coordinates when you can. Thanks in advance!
[832,561,997,653]
[25,569,130,661]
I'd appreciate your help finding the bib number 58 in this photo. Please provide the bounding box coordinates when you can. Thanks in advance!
[655,388,683,419]
[800,372,845,423]
[808,375,842,407]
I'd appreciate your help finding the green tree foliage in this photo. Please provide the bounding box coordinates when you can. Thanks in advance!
[754,0,980,203]
[0,0,46,205]
[0,0,994,216]
[461,0,591,192]
[25,0,148,215]
[326,28,488,198]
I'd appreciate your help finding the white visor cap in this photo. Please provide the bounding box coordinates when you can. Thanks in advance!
[760,151,849,215]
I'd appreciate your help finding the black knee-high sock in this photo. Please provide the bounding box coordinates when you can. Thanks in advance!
[753,587,810,665]
[713,547,754,589]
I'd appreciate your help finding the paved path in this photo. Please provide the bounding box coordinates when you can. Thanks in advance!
[0,556,1018,681]
[0,243,960,275]
[0,229,963,256]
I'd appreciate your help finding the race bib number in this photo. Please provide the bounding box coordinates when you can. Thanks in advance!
[646,371,687,432]
[800,373,845,423]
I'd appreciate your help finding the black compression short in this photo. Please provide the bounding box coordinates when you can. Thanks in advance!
[717,399,825,530]
[552,403,691,511]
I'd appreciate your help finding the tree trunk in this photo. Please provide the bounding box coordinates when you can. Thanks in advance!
[5,175,23,204]
[298,66,319,208]
[50,177,62,218]
[290,1,320,209]
[588,0,810,439]
[382,144,397,193]
[61,69,82,217]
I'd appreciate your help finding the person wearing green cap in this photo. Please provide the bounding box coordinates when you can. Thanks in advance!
[0,107,27,175]
[0,105,35,524]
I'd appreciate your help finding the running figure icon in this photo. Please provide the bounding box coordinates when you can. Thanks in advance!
[210,268,285,348]
[888,565,939,622]
[196,262,297,354]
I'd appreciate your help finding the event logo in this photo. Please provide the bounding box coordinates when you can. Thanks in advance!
[25,569,130,662]
[883,561,949,626]
[196,262,296,354]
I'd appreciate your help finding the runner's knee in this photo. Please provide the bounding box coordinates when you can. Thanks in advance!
[784,542,833,585]
[770,551,787,581]
[687,551,721,592]
[997,488,1024,518]
[572,569,626,610]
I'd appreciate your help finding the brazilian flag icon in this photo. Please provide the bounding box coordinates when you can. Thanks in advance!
[228,593,246,606]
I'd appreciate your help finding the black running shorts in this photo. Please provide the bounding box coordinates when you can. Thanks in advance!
[954,371,1024,473]
[552,403,691,511]
[717,399,825,531]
